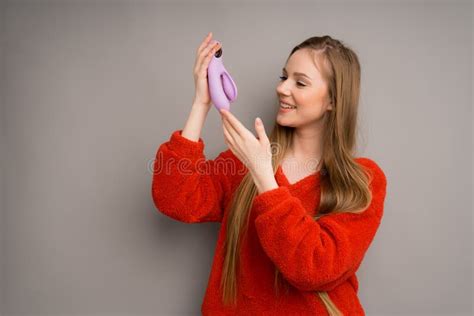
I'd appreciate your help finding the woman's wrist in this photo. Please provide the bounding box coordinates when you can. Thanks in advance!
[181,103,210,142]
[251,168,279,194]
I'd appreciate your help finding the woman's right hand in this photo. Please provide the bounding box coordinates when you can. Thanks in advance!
[192,32,222,108]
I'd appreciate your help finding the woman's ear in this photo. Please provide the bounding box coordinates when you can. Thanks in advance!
[326,94,334,111]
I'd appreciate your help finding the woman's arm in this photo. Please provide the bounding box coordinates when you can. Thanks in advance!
[151,102,239,224]
[181,102,211,142]
[251,158,387,292]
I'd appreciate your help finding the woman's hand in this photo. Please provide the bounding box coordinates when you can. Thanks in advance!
[220,109,279,193]
[192,32,222,108]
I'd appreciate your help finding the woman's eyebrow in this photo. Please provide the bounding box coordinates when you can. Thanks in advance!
[282,67,313,80]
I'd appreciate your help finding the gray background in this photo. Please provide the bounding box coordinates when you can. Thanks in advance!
[1,0,472,315]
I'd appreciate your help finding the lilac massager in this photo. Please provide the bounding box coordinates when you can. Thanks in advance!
[207,40,238,111]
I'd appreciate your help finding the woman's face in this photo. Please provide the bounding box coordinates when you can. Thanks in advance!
[276,48,333,128]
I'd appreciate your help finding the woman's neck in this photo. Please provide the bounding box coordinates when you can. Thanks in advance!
[290,125,324,162]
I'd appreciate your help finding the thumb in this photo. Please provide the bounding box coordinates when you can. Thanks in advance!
[255,117,269,143]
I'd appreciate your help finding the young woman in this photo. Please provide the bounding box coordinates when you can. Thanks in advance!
[152,32,387,316]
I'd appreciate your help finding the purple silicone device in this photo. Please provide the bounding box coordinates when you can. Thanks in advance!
[207,40,238,111]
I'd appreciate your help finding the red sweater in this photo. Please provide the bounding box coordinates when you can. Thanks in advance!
[151,129,387,315]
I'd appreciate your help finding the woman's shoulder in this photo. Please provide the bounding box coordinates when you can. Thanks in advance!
[355,156,384,171]
[354,156,387,186]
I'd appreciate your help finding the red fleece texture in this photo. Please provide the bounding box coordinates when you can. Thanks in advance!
[151,129,387,316]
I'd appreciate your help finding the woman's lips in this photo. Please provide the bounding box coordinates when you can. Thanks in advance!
[279,100,296,106]
[279,101,297,112]
[279,106,296,113]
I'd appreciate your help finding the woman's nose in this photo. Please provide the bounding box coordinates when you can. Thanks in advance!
[277,82,288,94]
[276,83,290,96]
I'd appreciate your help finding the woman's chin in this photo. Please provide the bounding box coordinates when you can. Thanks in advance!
[276,115,294,127]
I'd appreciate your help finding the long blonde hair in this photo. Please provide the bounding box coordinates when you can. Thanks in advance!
[220,35,373,316]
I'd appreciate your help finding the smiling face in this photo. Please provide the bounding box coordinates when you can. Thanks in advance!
[276,48,333,128]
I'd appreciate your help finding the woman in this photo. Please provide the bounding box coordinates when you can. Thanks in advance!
[152,32,387,315]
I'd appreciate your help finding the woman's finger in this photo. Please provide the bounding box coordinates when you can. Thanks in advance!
[197,32,212,55]
[196,42,221,75]
[254,117,270,144]
[194,33,213,71]
[222,121,233,144]
[202,40,220,59]
[220,110,248,138]
[222,123,240,157]
[223,120,244,153]
[222,118,238,145]
[223,119,248,162]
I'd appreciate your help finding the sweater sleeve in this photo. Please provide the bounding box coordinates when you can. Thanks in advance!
[251,158,387,292]
[151,129,236,224]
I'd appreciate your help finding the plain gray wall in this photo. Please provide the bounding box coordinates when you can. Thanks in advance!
[1,1,472,315]
[1,0,5,315]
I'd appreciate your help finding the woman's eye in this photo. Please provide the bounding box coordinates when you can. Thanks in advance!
[278,76,306,87]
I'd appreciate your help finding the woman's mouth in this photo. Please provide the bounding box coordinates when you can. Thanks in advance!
[279,102,297,112]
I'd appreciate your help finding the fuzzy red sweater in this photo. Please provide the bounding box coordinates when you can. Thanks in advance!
[151,129,387,315]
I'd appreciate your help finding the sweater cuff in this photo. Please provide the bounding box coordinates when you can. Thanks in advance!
[252,186,292,217]
[167,129,205,160]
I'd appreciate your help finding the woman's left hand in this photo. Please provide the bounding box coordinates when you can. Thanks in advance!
[220,109,273,177]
